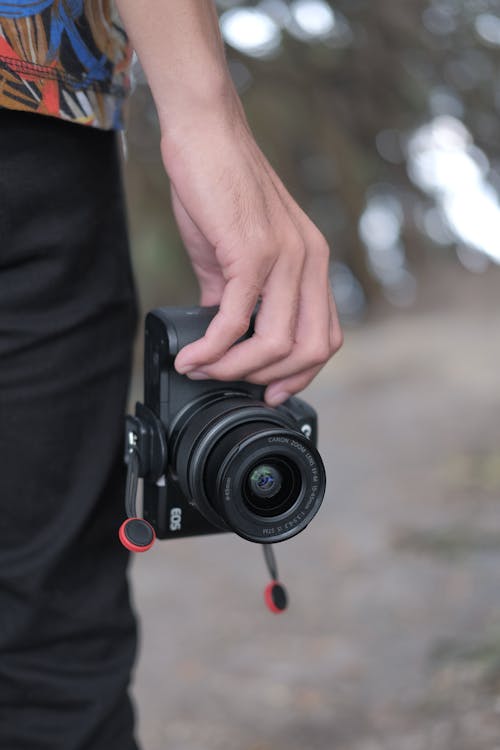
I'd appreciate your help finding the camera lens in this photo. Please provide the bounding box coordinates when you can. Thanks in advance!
[248,463,282,499]
[244,459,300,517]
[173,394,326,543]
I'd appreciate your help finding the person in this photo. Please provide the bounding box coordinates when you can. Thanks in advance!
[0,1,343,748]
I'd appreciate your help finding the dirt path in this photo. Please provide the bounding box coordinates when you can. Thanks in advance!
[131,265,500,750]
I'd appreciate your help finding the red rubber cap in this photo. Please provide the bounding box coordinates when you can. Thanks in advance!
[119,518,156,553]
[264,581,288,613]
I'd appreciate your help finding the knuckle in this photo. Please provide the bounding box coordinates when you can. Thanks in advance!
[332,328,344,352]
[310,230,331,261]
[247,240,276,269]
[312,226,329,247]
[306,340,332,367]
[266,335,294,360]
[232,321,250,341]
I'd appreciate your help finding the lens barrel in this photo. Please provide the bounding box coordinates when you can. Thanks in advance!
[172,394,326,543]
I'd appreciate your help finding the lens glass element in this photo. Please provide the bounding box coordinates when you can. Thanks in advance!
[248,464,282,499]
[243,458,300,517]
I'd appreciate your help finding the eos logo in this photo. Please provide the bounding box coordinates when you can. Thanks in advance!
[169,507,182,532]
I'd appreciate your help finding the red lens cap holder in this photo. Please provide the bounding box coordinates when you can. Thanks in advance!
[119,518,156,553]
[264,581,288,613]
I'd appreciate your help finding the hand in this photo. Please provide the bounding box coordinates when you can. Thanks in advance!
[162,98,343,406]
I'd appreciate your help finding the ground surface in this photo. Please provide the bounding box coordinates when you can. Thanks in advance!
[131,265,500,750]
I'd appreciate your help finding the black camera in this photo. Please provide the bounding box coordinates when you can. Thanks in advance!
[122,307,326,549]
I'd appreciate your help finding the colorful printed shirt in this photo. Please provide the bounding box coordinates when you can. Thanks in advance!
[0,0,132,130]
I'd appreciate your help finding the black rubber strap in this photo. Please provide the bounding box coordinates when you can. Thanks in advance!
[125,451,139,519]
[263,544,279,581]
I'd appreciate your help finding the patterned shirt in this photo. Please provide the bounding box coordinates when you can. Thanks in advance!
[0,0,131,130]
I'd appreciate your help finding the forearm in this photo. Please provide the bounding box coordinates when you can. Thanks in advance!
[116,0,342,402]
[115,0,238,136]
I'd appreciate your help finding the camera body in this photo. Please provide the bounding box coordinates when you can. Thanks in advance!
[127,307,326,545]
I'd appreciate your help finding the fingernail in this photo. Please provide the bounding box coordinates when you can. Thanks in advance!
[266,391,290,406]
[186,370,210,380]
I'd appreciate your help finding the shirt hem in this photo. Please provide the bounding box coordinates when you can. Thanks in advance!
[0,54,128,99]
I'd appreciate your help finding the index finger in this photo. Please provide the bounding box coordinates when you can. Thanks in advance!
[174,275,261,373]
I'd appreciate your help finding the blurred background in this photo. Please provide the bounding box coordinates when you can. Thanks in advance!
[123,1,500,748]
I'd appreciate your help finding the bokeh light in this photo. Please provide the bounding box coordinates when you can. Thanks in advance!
[290,0,335,37]
[407,115,500,265]
[220,7,281,58]
[475,13,500,46]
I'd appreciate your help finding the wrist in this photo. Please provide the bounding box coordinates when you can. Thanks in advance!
[158,74,246,153]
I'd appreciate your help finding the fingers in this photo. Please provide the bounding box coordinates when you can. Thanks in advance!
[256,282,342,388]
[264,291,343,406]
[176,233,342,401]
[181,234,341,401]
[179,245,305,380]
[174,272,262,373]
[244,244,333,385]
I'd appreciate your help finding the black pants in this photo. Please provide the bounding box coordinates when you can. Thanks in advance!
[0,110,139,749]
